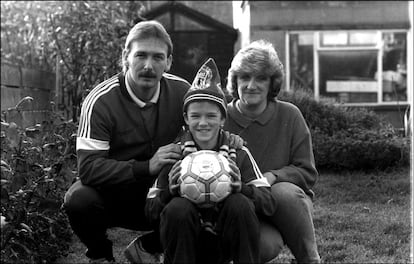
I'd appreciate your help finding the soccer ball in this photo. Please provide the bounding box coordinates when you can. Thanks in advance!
[178,150,233,208]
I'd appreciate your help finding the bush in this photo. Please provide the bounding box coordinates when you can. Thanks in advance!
[1,1,145,122]
[278,89,410,171]
[1,113,77,263]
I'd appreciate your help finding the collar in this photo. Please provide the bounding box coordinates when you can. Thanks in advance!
[228,99,276,128]
[179,129,236,161]
[125,70,160,108]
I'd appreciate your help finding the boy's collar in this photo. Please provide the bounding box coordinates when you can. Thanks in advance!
[182,129,224,152]
[179,129,236,161]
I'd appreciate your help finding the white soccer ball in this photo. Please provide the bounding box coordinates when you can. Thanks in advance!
[178,150,233,208]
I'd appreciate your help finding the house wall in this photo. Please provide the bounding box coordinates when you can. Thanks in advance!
[247,1,409,60]
[240,1,411,130]
[249,1,409,30]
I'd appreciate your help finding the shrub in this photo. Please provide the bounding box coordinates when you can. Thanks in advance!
[278,89,410,171]
[1,114,77,263]
[1,1,145,122]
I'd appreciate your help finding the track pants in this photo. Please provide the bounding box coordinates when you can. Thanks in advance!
[63,180,160,260]
[160,193,260,264]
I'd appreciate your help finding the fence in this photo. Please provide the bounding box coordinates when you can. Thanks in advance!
[1,63,55,128]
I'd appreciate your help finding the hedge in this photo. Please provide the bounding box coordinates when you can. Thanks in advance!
[278,89,410,171]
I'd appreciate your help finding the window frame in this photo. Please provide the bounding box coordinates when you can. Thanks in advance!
[286,29,409,106]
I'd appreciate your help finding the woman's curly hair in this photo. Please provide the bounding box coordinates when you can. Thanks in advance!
[226,40,285,100]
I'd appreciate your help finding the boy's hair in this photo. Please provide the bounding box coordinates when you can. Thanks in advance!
[121,20,173,73]
[226,40,285,100]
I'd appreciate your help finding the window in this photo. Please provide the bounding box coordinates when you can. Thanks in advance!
[288,30,408,104]
[289,32,314,93]
[381,32,407,102]
[319,49,378,103]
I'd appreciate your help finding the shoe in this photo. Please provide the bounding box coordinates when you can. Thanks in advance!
[124,235,162,264]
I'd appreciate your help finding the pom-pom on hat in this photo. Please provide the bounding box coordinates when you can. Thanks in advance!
[183,58,227,116]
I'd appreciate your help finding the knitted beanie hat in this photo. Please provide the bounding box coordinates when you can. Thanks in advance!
[183,58,227,116]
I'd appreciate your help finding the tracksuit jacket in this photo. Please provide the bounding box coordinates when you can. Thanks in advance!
[76,72,190,188]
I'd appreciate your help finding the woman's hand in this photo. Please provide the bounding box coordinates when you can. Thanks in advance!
[225,131,244,149]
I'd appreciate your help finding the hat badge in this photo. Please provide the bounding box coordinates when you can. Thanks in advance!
[192,66,212,90]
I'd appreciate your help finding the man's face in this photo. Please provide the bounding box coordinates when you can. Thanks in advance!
[125,38,172,91]
[184,101,225,149]
[237,73,270,107]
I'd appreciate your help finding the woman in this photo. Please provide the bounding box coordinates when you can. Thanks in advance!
[224,40,321,263]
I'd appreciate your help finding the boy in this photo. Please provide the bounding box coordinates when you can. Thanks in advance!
[145,59,276,264]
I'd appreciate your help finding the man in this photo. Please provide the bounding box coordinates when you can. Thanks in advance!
[224,40,321,263]
[63,20,190,263]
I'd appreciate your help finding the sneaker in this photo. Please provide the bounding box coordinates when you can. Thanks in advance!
[124,235,162,264]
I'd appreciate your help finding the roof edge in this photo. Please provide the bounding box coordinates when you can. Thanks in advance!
[143,2,237,36]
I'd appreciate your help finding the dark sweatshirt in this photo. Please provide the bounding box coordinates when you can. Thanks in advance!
[224,99,318,199]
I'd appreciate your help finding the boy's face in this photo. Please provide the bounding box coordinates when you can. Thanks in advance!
[184,101,225,149]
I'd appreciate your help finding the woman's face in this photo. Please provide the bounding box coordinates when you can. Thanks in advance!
[184,101,225,149]
[236,73,271,107]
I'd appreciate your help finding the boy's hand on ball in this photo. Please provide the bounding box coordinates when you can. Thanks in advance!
[228,159,242,193]
[168,160,182,195]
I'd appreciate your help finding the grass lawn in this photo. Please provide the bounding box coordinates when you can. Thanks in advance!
[312,166,412,263]
[56,166,412,263]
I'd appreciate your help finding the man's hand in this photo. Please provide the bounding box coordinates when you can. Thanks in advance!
[168,160,182,195]
[224,131,244,149]
[228,159,242,193]
[149,143,181,175]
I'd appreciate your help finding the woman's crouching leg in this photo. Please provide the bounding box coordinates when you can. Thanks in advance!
[270,182,320,263]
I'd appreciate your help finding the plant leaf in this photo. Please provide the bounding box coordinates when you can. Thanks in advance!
[20,223,33,233]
